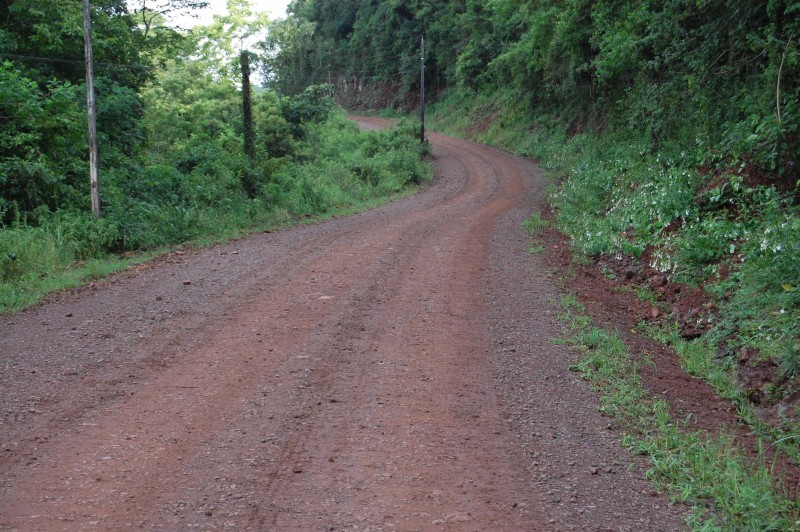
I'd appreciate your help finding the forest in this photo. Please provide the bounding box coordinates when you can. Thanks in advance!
[289,0,797,178]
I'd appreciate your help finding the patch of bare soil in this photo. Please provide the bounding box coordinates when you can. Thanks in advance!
[463,106,497,140]
[0,119,685,530]
[536,206,800,497]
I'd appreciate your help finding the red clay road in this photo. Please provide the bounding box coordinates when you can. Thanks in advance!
[0,118,685,530]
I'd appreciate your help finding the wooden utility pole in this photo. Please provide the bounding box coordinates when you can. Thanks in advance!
[239,51,258,198]
[83,0,100,218]
[241,51,255,162]
[420,36,426,144]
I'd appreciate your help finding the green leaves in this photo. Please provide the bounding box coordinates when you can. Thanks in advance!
[280,84,335,131]
[0,62,86,222]
[190,0,270,81]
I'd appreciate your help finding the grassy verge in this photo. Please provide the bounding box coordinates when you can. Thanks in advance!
[558,292,798,529]
[640,320,800,468]
[0,114,431,313]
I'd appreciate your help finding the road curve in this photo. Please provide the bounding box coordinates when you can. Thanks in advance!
[0,119,685,530]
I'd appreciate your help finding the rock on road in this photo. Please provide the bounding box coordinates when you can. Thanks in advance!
[0,118,685,530]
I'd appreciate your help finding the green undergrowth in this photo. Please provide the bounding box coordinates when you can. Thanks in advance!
[542,131,800,465]
[0,114,431,313]
[523,212,549,255]
[558,293,799,530]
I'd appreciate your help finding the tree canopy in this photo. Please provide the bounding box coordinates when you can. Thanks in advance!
[279,0,799,180]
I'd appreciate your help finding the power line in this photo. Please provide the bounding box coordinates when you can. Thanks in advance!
[0,53,149,71]
[3,53,419,80]
[2,53,419,90]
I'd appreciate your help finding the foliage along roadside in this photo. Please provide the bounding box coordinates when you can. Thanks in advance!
[0,112,432,313]
[0,2,431,313]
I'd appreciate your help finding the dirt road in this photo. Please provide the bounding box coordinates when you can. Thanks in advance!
[0,118,685,530]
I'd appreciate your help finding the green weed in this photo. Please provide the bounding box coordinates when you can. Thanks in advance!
[522,212,548,234]
[528,244,546,255]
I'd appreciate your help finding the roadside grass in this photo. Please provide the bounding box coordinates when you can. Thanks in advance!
[0,115,432,314]
[522,212,549,254]
[0,249,153,312]
[522,212,548,234]
[558,293,800,530]
[640,320,800,468]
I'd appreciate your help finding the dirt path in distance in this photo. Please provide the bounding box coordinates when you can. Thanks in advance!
[0,118,686,530]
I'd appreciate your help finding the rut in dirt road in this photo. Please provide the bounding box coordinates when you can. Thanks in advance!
[0,118,685,530]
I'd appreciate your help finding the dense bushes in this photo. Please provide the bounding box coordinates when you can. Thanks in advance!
[548,134,799,376]
[0,62,86,221]
[264,115,430,214]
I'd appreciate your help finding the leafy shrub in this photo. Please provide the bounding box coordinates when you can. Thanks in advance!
[281,84,335,138]
[41,211,121,260]
[0,226,58,282]
[255,91,298,159]
[264,114,431,216]
[544,125,800,398]
[0,62,85,222]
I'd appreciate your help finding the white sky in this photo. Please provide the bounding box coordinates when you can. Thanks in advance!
[132,0,292,28]
[180,0,291,26]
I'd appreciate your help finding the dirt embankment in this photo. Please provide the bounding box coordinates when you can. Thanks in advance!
[0,119,685,530]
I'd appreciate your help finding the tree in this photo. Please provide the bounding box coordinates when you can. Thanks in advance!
[126,0,208,65]
[191,0,270,82]
[0,62,86,222]
[0,0,149,221]
[259,17,327,95]
[127,0,209,37]
[1,0,149,88]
